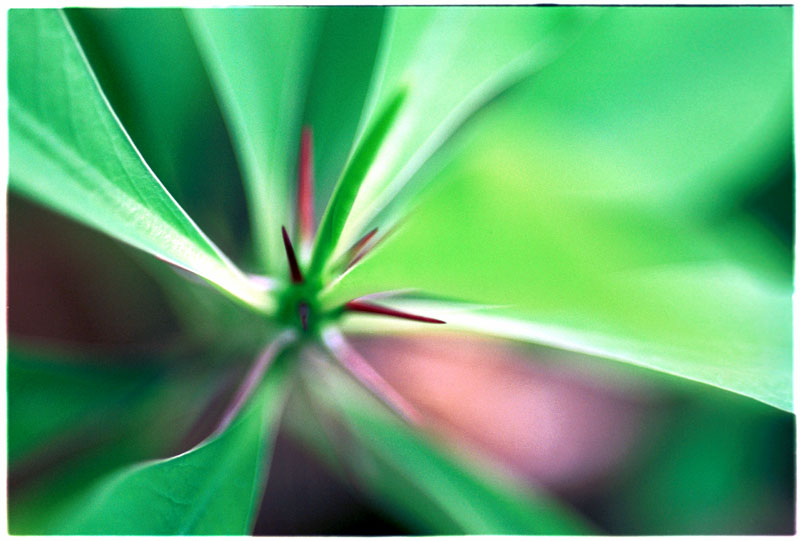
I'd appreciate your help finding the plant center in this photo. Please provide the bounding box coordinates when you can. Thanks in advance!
[275,275,329,336]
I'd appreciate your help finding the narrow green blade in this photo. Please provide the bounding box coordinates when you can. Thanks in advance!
[309,89,406,277]
[301,7,388,219]
[8,9,271,312]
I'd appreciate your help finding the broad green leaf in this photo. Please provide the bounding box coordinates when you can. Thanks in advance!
[45,354,293,535]
[8,347,228,534]
[462,7,791,219]
[310,88,407,277]
[609,392,793,534]
[325,102,792,412]
[66,8,250,261]
[344,7,791,244]
[187,8,322,275]
[326,8,792,412]
[341,287,791,414]
[287,358,594,534]
[8,348,158,465]
[337,7,594,250]
[8,9,271,312]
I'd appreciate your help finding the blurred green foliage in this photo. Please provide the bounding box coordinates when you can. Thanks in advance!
[7,6,793,535]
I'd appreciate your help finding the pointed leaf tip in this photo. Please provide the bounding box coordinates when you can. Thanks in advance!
[281,226,304,284]
[346,227,379,269]
[297,127,315,244]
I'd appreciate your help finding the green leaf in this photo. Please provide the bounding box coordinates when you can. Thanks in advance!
[8,347,230,534]
[336,7,594,248]
[288,358,593,534]
[7,347,158,465]
[309,88,407,277]
[8,9,271,312]
[326,8,792,413]
[66,8,249,261]
[46,353,293,535]
[342,288,791,414]
[509,7,792,211]
[187,7,322,275]
[301,7,388,217]
[327,122,790,409]
[609,392,793,534]
[328,149,792,410]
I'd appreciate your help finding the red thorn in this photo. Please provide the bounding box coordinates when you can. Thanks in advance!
[345,300,445,324]
[346,227,378,267]
[347,248,370,270]
[281,226,304,283]
[351,228,378,257]
[346,219,405,272]
[299,302,310,331]
[297,127,314,244]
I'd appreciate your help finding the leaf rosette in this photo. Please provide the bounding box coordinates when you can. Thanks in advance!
[7,6,792,535]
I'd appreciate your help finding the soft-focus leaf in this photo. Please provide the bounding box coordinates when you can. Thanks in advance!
[509,7,792,211]
[8,9,271,312]
[301,7,388,220]
[341,288,791,413]
[7,348,158,465]
[327,8,792,412]
[46,356,293,535]
[338,7,594,249]
[327,106,792,412]
[187,8,322,274]
[287,358,594,534]
[310,89,407,276]
[66,8,250,261]
[607,391,794,534]
[137,255,282,358]
[8,348,228,534]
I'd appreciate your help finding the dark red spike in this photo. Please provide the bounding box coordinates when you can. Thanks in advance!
[346,219,405,272]
[347,247,371,270]
[350,228,378,257]
[297,127,314,244]
[330,228,378,273]
[299,302,310,331]
[345,227,378,267]
[281,226,304,283]
[345,300,445,324]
